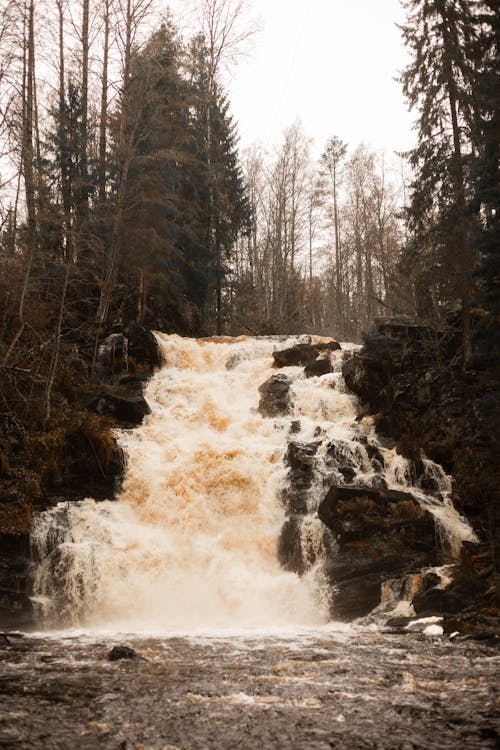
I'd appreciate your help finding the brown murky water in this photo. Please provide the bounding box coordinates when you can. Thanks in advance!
[0,628,498,749]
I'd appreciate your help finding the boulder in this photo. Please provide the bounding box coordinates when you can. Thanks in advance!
[0,534,34,629]
[83,385,151,426]
[325,440,364,484]
[353,436,387,472]
[107,645,141,661]
[304,358,333,378]
[412,585,463,616]
[125,324,162,372]
[281,441,320,515]
[258,375,292,418]
[342,354,374,398]
[278,516,305,575]
[318,483,441,620]
[318,484,435,544]
[273,341,340,368]
[97,324,161,378]
[286,441,319,472]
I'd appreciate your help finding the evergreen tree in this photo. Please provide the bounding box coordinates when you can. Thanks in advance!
[400,0,480,360]
[115,20,192,327]
[470,1,500,366]
[187,36,250,330]
[45,81,92,260]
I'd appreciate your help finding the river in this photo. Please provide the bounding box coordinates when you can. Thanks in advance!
[0,626,499,749]
[9,334,497,748]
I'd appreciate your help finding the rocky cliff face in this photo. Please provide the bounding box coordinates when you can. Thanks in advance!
[0,325,161,628]
[342,317,500,638]
[268,338,464,624]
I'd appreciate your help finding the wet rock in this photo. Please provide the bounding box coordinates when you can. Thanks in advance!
[97,333,128,376]
[273,341,340,368]
[326,566,384,620]
[415,543,500,636]
[83,385,151,426]
[125,324,162,372]
[364,440,386,470]
[54,423,125,502]
[278,515,334,578]
[341,316,500,628]
[286,441,319,472]
[412,586,463,616]
[304,358,333,378]
[225,352,241,370]
[325,440,363,484]
[278,516,304,575]
[97,325,161,378]
[116,372,151,392]
[342,355,372,396]
[258,375,292,417]
[318,484,434,542]
[0,534,34,629]
[420,571,442,592]
[318,484,441,621]
[371,475,388,489]
[385,616,416,630]
[281,442,320,515]
[108,645,141,661]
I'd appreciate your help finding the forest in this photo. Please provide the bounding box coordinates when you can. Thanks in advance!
[0,0,498,529]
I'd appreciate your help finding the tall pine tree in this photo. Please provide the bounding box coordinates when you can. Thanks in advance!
[400,0,479,361]
[470,1,500,367]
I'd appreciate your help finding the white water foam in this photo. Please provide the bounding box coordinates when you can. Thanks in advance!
[32,335,331,630]
[32,334,477,632]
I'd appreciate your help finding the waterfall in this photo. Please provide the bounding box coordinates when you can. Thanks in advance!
[32,334,476,631]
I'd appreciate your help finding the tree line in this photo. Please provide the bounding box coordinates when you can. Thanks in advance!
[0,0,498,429]
[227,128,405,341]
[227,0,499,361]
[399,0,499,367]
[0,0,251,422]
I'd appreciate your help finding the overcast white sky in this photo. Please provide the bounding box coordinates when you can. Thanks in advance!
[225,0,415,157]
[171,0,416,158]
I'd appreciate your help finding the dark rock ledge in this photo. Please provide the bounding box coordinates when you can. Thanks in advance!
[317,484,442,621]
[0,325,162,630]
[341,316,500,641]
[272,340,340,368]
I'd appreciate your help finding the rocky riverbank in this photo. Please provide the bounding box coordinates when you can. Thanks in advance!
[342,317,500,640]
[264,338,476,628]
[0,324,161,628]
[2,326,498,638]
[0,629,498,749]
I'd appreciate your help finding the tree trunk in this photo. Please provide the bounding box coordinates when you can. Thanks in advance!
[98,0,111,203]
[333,165,343,333]
[440,5,472,367]
[79,0,90,224]
[22,0,36,239]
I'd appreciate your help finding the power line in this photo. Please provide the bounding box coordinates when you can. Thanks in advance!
[265,0,314,149]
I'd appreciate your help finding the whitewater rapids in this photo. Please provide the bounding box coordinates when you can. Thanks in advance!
[32,334,476,632]
[33,335,337,630]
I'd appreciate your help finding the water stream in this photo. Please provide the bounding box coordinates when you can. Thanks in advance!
[31,334,476,632]
[7,335,498,749]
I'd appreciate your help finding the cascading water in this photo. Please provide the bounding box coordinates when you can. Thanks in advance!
[31,334,477,631]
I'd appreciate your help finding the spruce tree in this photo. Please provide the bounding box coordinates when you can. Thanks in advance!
[400,0,480,361]
[187,36,251,331]
[116,20,191,327]
[470,1,500,367]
